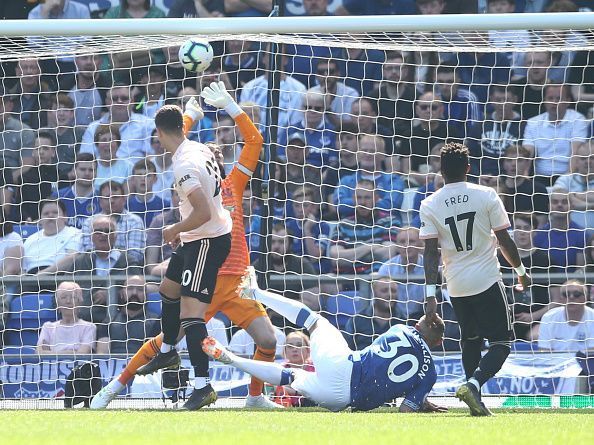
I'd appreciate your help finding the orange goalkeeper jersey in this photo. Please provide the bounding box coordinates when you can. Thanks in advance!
[182,112,262,276]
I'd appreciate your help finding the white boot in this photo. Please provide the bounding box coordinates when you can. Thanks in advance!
[90,378,124,409]
[245,394,285,409]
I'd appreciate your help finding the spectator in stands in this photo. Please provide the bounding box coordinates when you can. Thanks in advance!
[46,93,83,178]
[467,84,523,176]
[348,98,392,149]
[11,130,67,222]
[500,144,549,219]
[37,281,96,354]
[147,128,174,203]
[52,152,99,228]
[399,92,454,175]
[81,181,145,265]
[285,185,332,274]
[534,189,587,271]
[212,113,238,174]
[344,278,399,350]
[274,131,324,204]
[288,91,337,168]
[176,87,215,143]
[457,51,511,103]
[538,279,594,352]
[66,54,104,127]
[308,58,360,128]
[80,82,155,164]
[0,88,36,169]
[321,122,359,209]
[145,187,179,277]
[0,209,23,276]
[167,0,225,17]
[487,0,531,75]
[336,48,385,97]
[523,84,589,186]
[377,227,425,322]
[336,0,417,17]
[94,124,133,191]
[554,141,594,231]
[225,0,272,17]
[329,179,396,274]
[8,58,51,129]
[334,135,404,221]
[23,199,82,274]
[96,275,160,354]
[499,213,551,340]
[240,52,306,133]
[223,40,263,92]
[513,51,554,120]
[369,50,416,139]
[274,331,315,407]
[434,63,482,139]
[133,66,166,119]
[28,0,90,19]
[126,159,169,228]
[569,50,594,116]
[103,0,165,18]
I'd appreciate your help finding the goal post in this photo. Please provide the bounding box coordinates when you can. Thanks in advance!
[0,13,593,409]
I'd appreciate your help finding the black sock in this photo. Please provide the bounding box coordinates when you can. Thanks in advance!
[180,317,209,378]
[160,293,180,346]
[461,337,483,380]
[473,344,510,387]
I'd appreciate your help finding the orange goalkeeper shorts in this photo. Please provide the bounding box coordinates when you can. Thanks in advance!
[205,274,267,330]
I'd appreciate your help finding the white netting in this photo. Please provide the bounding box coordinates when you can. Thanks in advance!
[1,16,594,409]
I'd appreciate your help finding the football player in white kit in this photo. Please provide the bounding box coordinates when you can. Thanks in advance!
[136,104,233,410]
[420,142,531,416]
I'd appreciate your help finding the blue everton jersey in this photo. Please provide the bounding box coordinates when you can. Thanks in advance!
[53,186,100,229]
[349,325,436,412]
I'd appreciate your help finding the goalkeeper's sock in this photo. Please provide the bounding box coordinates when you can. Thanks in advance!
[118,335,163,385]
[160,293,180,351]
[249,346,276,396]
[181,317,210,390]
[253,288,320,331]
[473,343,511,387]
[230,353,294,387]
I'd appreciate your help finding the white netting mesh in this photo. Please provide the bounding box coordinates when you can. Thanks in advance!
[0,18,594,408]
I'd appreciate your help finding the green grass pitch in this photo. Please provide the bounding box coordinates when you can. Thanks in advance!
[2,409,592,445]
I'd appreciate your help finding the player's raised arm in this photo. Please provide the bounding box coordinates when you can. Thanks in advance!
[201,81,263,187]
[182,96,204,135]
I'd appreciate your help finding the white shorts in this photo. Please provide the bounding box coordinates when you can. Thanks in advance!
[290,318,353,411]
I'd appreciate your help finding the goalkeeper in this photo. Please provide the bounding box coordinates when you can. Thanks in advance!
[203,267,448,413]
[91,82,282,410]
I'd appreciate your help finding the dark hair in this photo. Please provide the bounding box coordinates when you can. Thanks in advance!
[94,124,121,145]
[99,180,125,195]
[544,82,573,101]
[440,142,469,180]
[52,93,74,109]
[154,105,184,134]
[39,198,67,216]
[339,120,358,134]
[513,212,537,230]
[75,152,97,165]
[36,129,57,146]
[487,0,514,4]
[489,83,518,98]
[435,63,456,77]
[132,159,157,174]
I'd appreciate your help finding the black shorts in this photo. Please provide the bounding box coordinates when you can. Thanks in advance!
[165,233,231,303]
[450,281,512,344]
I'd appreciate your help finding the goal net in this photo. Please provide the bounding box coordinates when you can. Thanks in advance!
[0,14,593,409]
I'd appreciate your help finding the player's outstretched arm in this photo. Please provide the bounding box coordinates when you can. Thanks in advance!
[423,238,440,320]
[494,228,532,291]
[182,97,205,135]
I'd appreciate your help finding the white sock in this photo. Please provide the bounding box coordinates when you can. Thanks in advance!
[108,378,125,392]
[468,377,480,391]
[231,355,290,386]
[160,343,175,353]
[254,288,320,330]
[194,377,209,390]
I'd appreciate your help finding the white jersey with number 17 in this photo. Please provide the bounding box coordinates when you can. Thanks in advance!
[419,182,510,297]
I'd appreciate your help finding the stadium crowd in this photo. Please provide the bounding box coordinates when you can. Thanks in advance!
[1,0,594,361]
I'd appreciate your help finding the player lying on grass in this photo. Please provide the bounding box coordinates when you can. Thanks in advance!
[203,267,448,412]
[91,82,282,410]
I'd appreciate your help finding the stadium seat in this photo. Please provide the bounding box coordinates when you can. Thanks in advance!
[7,293,57,329]
[2,346,37,355]
[12,223,41,240]
[512,341,539,352]
[146,292,162,317]
[324,291,364,330]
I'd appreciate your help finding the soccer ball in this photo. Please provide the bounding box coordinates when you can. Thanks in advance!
[178,38,214,73]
